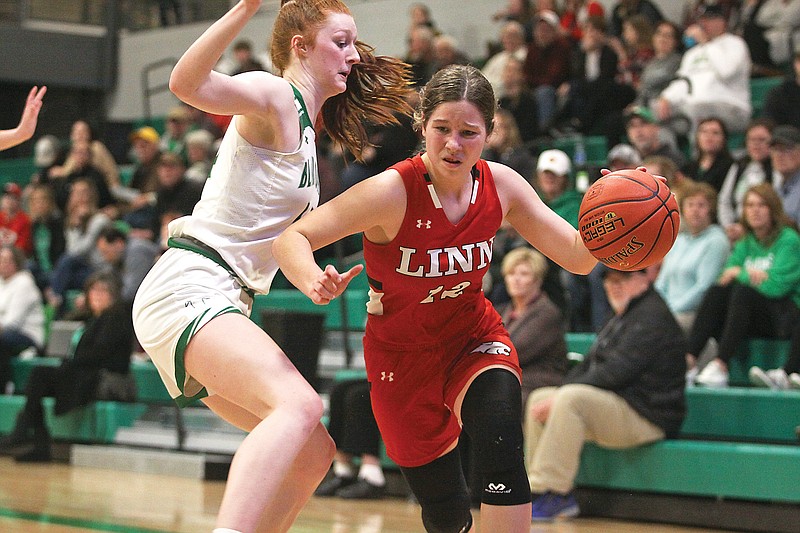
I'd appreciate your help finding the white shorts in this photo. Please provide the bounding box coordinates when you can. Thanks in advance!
[132,247,253,406]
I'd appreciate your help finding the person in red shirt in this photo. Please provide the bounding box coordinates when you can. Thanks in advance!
[0,183,33,256]
[274,64,597,533]
[560,0,605,42]
[524,10,574,131]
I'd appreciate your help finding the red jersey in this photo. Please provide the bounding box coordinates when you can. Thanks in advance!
[0,210,32,255]
[363,155,503,347]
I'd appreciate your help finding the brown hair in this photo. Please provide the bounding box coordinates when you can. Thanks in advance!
[414,64,497,136]
[624,14,654,50]
[679,181,718,222]
[490,108,524,151]
[742,183,794,244]
[271,0,414,161]
[0,244,26,271]
[84,270,122,306]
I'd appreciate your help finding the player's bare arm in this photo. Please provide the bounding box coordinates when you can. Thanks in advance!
[274,169,405,303]
[169,2,304,152]
[490,161,596,275]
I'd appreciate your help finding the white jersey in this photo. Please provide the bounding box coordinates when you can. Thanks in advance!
[169,84,319,294]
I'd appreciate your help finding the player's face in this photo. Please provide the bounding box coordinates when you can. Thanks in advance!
[422,100,488,178]
[305,12,360,96]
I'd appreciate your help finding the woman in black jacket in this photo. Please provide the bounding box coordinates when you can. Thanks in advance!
[0,271,134,462]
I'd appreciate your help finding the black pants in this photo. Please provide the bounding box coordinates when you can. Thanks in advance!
[327,379,381,458]
[688,282,799,362]
[784,319,800,374]
[20,365,62,430]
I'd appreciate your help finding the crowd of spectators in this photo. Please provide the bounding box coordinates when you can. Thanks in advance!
[0,99,221,457]
[1,1,800,513]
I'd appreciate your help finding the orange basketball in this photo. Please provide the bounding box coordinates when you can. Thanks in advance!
[578,168,680,271]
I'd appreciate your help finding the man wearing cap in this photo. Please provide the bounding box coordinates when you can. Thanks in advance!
[160,106,192,161]
[526,266,686,521]
[606,143,643,171]
[762,44,800,130]
[151,152,203,239]
[656,4,751,137]
[0,183,32,256]
[120,127,163,206]
[524,10,573,130]
[770,125,800,226]
[625,106,686,167]
[535,149,580,227]
[534,150,601,332]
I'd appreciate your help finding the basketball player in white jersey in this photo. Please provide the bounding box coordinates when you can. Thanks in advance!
[131,1,411,532]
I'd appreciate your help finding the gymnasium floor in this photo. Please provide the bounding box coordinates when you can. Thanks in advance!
[0,458,733,533]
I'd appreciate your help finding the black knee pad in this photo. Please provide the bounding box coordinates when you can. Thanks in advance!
[401,450,473,533]
[421,497,473,533]
[461,369,530,506]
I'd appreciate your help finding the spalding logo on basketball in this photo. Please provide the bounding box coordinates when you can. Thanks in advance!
[578,168,680,271]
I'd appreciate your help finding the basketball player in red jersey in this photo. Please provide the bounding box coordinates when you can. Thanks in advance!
[274,64,597,532]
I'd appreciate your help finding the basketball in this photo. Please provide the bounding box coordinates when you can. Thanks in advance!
[578,168,680,271]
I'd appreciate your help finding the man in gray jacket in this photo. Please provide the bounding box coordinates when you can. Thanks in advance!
[526,266,686,521]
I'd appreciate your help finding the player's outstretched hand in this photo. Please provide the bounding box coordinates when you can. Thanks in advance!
[0,85,46,151]
[308,263,364,305]
[17,86,47,140]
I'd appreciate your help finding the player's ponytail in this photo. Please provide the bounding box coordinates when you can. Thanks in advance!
[322,41,415,162]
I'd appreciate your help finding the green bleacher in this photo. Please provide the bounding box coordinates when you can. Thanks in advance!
[750,75,783,117]
[0,157,36,188]
[1,235,798,529]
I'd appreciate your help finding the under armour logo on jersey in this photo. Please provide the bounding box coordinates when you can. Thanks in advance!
[416,219,432,229]
[471,341,512,356]
[381,371,394,381]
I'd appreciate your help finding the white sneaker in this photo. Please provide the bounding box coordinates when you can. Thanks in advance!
[695,360,729,388]
[749,367,790,390]
[789,373,800,390]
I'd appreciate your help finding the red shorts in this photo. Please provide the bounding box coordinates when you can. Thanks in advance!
[363,308,521,468]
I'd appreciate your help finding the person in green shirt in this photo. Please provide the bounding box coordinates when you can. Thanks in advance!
[534,149,582,228]
[688,183,800,387]
[534,149,609,331]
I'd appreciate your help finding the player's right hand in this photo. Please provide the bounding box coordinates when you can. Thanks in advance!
[308,263,364,305]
